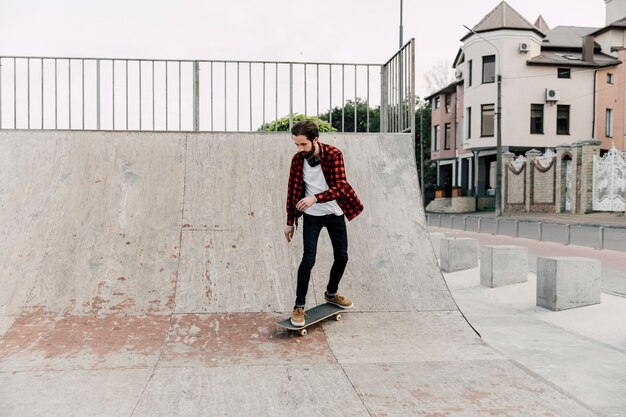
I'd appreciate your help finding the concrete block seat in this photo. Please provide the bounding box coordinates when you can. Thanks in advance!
[440,237,478,273]
[536,257,601,311]
[480,245,528,288]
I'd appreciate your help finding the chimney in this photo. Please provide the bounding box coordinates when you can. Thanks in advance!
[582,36,595,63]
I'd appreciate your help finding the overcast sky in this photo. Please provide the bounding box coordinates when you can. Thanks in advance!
[0,0,606,98]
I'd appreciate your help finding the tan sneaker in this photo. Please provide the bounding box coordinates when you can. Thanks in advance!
[290,307,305,327]
[325,293,353,309]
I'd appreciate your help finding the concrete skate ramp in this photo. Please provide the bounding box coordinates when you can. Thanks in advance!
[0,131,597,416]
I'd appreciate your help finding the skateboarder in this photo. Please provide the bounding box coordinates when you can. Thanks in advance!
[284,120,363,326]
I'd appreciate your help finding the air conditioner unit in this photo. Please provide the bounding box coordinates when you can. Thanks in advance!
[519,42,530,52]
[454,68,463,79]
[545,88,560,101]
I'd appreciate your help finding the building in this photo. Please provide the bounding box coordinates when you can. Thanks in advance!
[427,0,626,206]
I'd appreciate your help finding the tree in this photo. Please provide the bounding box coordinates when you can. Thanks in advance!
[415,99,437,201]
[319,98,380,133]
[258,113,335,132]
[423,60,455,95]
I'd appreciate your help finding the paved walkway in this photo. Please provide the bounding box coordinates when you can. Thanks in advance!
[430,225,626,417]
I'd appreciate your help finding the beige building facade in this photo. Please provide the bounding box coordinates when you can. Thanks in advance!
[427,0,626,207]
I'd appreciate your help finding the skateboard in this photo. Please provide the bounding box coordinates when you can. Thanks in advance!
[276,303,347,336]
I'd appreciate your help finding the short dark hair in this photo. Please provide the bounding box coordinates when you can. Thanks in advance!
[291,120,319,141]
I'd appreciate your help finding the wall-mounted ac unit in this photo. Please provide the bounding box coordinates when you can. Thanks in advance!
[519,42,530,52]
[454,68,463,79]
[546,88,560,101]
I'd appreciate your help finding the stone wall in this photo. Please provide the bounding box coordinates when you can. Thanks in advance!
[503,141,600,214]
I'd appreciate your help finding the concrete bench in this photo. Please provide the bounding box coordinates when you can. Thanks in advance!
[536,257,601,311]
[429,232,445,260]
[480,245,528,288]
[440,237,478,273]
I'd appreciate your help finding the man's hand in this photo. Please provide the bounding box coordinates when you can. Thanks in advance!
[284,225,294,242]
[296,196,317,212]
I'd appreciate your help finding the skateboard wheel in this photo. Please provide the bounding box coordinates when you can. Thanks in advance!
[299,329,308,336]
[335,314,342,321]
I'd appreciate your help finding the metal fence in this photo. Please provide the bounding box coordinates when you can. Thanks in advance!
[0,39,415,133]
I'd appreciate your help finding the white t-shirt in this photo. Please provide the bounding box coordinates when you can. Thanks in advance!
[303,158,344,216]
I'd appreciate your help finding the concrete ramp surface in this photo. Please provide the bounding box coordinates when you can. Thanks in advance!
[0,131,597,416]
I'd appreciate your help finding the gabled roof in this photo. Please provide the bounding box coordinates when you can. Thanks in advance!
[527,51,620,68]
[534,15,550,34]
[424,82,458,102]
[542,26,600,50]
[591,17,626,36]
[461,1,545,41]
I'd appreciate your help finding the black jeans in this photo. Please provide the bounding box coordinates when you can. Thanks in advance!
[295,213,348,307]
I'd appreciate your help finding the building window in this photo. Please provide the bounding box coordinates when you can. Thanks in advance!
[482,55,495,84]
[481,104,495,137]
[433,96,440,109]
[444,123,451,149]
[467,60,473,87]
[466,107,472,139]
[432,125,439,151]
[608,73,614,84]
[606,109,613,137]
[445,94,451,113]
[530,104,544,134]
[557,105,570,135]
[557,68,571,79]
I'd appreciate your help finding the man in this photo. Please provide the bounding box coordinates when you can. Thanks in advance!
[284,120,363,327]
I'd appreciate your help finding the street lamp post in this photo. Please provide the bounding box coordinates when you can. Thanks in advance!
[463,25,503,216]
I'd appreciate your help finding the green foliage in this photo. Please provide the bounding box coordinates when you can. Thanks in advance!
[319,98,380,132]
[415,100,437,193]
[259,113,336,132]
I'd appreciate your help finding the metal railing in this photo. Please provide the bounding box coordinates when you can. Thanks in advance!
[381,39,415,134]
[0,40,415,133]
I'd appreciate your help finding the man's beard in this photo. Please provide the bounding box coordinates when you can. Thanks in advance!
[301,146,315,159]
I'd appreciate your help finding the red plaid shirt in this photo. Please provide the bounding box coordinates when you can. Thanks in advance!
[286,142,363,227]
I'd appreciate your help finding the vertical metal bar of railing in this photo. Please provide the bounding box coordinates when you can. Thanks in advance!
[68,59,72,129]
[274,63,278,132]
[410,39,416,148]
[224,62,227,131]
[304,64,307,118]
[366,65,370,132]
[0,57,3,129]
[138,60,142,130]
[151,60,155,130]
[126,60,129,130]
[178,61,181,131]
[249,62,252,131]
[262,63,265,129]
[341,64,345,132]
[354,65,357,132]
[54,58,57,129]
[112,60,116,129]
[316,64,319,118]
[81,60,85,129]
[329,65,332,127]
[41,58,44,129]
[236,62,240,131]
[27,58,31,129]
[13,58,16,129]
[97,59,101,130]
[165,61,169,131]
[193,60,199,131]
[380,64,387,133]
[289,63,293,130]
[210,61,214,131]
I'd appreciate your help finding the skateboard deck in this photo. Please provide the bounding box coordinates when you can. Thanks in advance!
[276,303,347,336]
